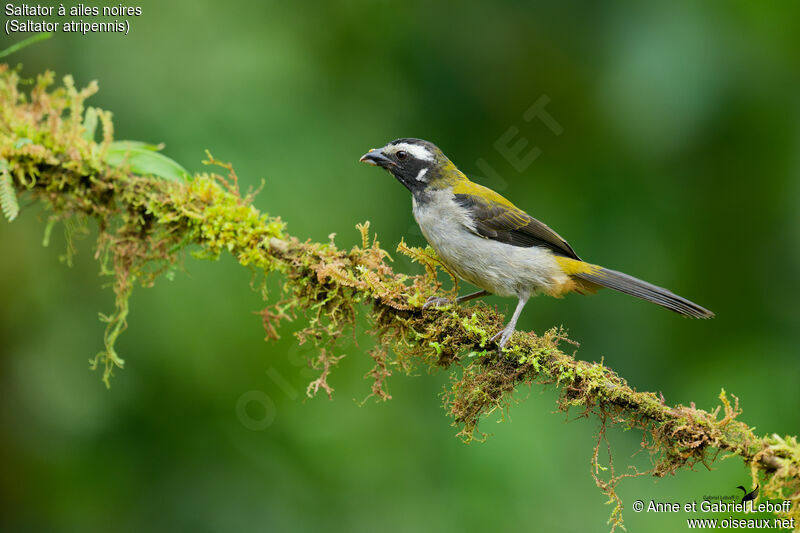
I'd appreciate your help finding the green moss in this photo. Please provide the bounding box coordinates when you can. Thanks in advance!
[460,311,490,347]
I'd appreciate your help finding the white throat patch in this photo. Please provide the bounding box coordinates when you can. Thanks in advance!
[389,142,434,162]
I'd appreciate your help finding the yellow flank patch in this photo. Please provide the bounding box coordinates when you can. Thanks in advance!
[545,277,578,298]
[555,256,602,275]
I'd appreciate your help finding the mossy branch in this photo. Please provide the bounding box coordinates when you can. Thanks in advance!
[1,65,797,531]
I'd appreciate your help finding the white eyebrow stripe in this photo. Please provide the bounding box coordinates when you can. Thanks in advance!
[390,142,434,161]
[415,168,428,182]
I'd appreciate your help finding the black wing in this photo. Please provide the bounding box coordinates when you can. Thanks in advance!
[453,192,580,260]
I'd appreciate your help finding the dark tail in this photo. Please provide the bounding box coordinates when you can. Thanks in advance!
[573,266,714,318]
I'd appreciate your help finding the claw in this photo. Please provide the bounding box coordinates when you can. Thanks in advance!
[423,296,452,309]
[489,328,504,343]
[490,326,513,350]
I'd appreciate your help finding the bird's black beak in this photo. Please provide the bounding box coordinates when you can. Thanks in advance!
[359,148,394,168]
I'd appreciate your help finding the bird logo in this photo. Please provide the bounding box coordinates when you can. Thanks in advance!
[736,484,759,508]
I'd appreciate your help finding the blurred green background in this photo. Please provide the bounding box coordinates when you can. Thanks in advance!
[2,1,799,531]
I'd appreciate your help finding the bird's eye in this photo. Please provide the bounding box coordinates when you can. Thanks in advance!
[396,150,408,160]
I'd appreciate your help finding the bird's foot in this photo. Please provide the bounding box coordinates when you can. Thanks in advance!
[423,296,453,309]
[490,326,514,351]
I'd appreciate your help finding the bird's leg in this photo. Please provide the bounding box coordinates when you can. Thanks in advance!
[423,290,488,309]
[490,296,529,350]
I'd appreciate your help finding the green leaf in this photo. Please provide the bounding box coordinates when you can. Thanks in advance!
[14,138,32,149]
[0,32,54,59]
[0,160,20,222]
[105,140,190,182]
[112,140,160,151]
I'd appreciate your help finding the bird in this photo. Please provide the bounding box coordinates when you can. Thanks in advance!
[736,485,759,506]
[359,138,714,350]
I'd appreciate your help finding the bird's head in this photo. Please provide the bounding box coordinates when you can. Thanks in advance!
[359,138,463,195]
